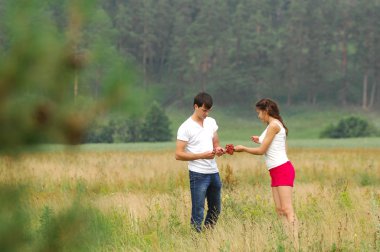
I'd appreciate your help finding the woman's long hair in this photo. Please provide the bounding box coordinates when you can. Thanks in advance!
[255,98,288,135]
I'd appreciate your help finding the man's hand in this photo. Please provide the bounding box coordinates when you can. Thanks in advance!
[214,146,225,157]
[203,150,216,159]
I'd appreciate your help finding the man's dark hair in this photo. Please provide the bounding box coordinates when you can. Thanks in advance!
[193,92,213,109]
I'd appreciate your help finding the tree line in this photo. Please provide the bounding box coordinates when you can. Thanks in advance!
[1,0,380,111]
[102,0,380,109]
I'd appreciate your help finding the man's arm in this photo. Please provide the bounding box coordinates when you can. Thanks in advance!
[213,132,224,156]
[175,140,215,161]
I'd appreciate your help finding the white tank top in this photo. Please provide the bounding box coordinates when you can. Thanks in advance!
[258,120,289,170]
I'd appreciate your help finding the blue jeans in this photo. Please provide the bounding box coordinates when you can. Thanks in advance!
[189,171,222,232]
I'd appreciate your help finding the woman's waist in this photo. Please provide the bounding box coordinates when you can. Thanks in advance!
[264,152,288,168]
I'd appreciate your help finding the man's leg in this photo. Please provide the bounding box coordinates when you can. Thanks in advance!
[204,172,222,229]
[189,171,210,232]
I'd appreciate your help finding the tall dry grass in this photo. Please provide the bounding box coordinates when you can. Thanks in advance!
[0,148,379,251]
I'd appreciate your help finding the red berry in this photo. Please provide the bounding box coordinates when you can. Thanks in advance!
[225,144,234,155]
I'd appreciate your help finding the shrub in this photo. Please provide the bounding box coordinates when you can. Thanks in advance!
[82,119,114,143]
[82,101,172,143]
[82,117,143,143]
[140,102,172,142]
[125,117,142,142]
[110,117,143,143]
[320,116,378,138]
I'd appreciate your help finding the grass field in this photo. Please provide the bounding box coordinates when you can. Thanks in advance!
[25,137,380,153]
[1,144,379,251]
[167,106,380,140]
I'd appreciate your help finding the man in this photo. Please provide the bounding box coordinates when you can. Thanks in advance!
[175,92,224,232]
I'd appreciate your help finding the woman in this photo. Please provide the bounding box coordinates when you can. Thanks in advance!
[234,98,298,245]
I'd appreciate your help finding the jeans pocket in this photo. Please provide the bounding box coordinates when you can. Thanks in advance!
[189,171,203,182]
[190,171,209,191]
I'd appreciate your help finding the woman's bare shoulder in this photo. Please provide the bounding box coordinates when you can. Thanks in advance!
[268,120,281,132]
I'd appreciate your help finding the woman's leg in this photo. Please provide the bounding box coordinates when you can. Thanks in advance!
[276,186,299,249]
[271,187,287,223]
[276,186,295,222]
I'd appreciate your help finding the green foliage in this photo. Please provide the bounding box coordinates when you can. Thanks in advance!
[0,185,31,251]
[333,179,354,209]
[0,0,142,152]
[0,184,110,251]
[338,190,353,209]
[320,116,378,138]
[36,202,105,251]
[359,172,377,186]
[83,116,145,143]
[0,1,144,250]
[107,0,380,108]
[141,102,172,142]
[3,0,380,115]
[83,104,173,143]
[83,118,119,143]
[124,116,143,142]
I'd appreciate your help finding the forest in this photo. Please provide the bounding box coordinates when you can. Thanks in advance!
[1,0,380,110]
[1,0,380,146]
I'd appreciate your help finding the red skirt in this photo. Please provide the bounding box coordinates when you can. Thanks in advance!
[269,161,295,187]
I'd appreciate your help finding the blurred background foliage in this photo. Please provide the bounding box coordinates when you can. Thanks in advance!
[0,184,110,252]
[82,0,380,110]
[1,0,380,147]
[0,1,140,250]
[0,0,146,151]
[83,102,172,143]
[320,116,379,138]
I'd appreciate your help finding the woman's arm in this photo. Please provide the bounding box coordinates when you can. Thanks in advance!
[234,122,280,155]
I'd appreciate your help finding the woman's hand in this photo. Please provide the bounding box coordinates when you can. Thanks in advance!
[233,145,246,152]
[251,136,260,144]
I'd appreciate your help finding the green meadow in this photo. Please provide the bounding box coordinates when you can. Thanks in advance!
[167,106,380,141]
[1,107,379,251]
[1,146,379,251]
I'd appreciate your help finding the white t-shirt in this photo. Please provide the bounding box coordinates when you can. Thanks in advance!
[177,116,219,174]
[258,120,289,170]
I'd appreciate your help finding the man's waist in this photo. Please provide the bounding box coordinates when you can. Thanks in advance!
[188,159,218,171]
